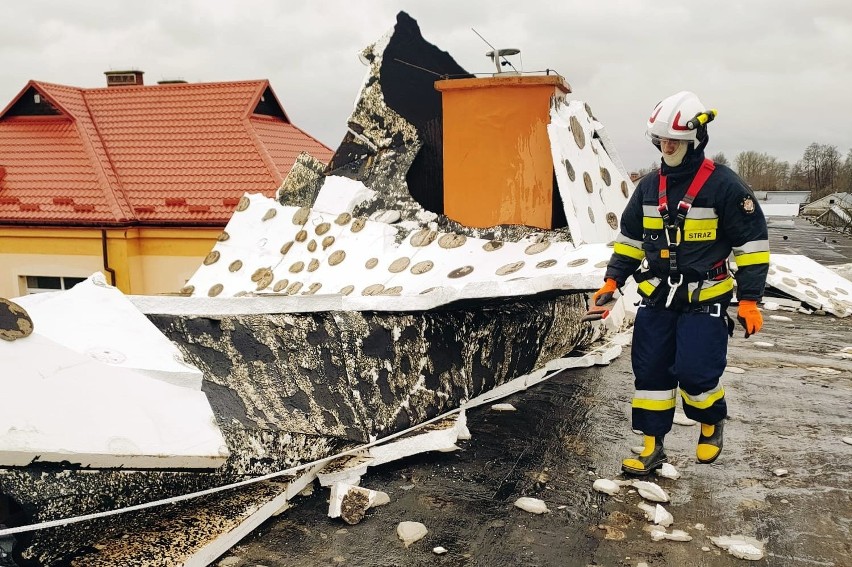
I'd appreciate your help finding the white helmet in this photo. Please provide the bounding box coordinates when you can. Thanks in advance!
[646,91,712,145]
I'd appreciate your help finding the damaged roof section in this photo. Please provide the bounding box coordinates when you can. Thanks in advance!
[200,11,634,304]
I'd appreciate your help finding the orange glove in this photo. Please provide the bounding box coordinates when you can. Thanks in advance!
[736,300,763,338]
[592,278,618,307]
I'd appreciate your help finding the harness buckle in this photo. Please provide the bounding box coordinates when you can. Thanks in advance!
[709,302,721,317]
[663,225,681,247]
[665,274,684,308]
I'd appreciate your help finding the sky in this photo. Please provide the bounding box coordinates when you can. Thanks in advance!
[1,1,850,173]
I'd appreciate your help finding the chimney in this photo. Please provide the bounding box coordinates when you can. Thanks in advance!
[104,70,145,87]
[435,74,571,229]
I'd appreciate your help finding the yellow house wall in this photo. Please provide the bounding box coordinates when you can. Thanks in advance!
[0,227,221,297]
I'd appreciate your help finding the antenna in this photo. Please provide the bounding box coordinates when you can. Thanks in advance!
[472,28,520,74]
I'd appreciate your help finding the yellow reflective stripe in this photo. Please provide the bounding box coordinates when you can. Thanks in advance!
[697,277,734,301]
[643,217,664,230]
[735,251,770,267]
[680,387,725,410]
[638,280,657,296]
[632,398,677,411]
[683,218,718,230]
[614,242,645,260]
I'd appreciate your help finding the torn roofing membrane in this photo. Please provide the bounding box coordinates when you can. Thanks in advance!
[173,12,632,308]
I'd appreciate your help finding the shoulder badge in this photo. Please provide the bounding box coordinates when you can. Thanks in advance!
[741,196,755,214]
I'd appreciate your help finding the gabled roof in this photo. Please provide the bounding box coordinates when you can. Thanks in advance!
[0,79,333,226]
[805,192,852,211]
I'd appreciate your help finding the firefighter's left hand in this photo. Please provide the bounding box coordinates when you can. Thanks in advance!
[736,300,762,338]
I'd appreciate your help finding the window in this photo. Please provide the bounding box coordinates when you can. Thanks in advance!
[24,275,87,294]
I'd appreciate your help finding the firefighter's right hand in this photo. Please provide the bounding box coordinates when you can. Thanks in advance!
[592,278,618,307]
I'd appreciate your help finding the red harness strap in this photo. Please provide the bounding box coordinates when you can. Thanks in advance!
[658,158,716,223]
[656,158,716,278]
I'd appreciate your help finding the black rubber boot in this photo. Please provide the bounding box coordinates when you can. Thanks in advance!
[697,419,724,464]
[622,435,667,476]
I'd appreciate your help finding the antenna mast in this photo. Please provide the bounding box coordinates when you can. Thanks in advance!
[472,28,520,74]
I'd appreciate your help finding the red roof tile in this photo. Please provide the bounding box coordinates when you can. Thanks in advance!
[0,79,333,226]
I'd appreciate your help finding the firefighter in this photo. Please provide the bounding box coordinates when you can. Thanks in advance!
[593,91,769,475]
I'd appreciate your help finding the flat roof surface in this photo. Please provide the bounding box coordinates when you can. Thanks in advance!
[768,216,852,266]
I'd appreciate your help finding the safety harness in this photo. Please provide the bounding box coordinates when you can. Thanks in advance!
[657,158,716,307]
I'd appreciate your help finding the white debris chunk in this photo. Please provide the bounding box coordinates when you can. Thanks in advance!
[432,546,447,555]
[701,546,711,552]
[593,478,621,495]
[637,502,673,527]
[329,483,390,524]
[658,463,680,480]
[694,523,706,531]
[649,526,690,541]
[631,445,645,455]
[633,481,670,503]
[710,534,765,561]
[769,314,792,322]
[491,403,517,412]
[514,496,549,514]
[725,366,746,374]
[673,411,697,426]
[807,366,842,375]
[753,341,774,348]
[654,505,674,527]
[762,301,780,311]
[649,526,668,541]
[773,468,789,477]
[397,521,428,547]
[843,437,852,445]
[666,529,693,542]
[638,502,655,521]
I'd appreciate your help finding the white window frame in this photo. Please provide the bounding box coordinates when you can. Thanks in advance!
[22,275,87,294]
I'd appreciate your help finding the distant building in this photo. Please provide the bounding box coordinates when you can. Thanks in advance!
[816,203,852,233]
[0,72,333,297]
[802,192,852,217]
[752,190,811,217]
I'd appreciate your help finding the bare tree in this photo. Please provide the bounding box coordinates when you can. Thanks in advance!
[711,152,729,166]
[838,149,852,193]
[797,143,841,199]
[635,161,660,178]
[734,151,790,191]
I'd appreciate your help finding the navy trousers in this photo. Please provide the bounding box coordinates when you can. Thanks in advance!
[630,303,730,436]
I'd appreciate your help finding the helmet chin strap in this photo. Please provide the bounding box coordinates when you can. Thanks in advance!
[662,141,689,167]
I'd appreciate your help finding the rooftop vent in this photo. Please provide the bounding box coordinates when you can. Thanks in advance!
[104,70,144,87]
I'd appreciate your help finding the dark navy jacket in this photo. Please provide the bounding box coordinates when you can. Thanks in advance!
[605,151,769,306]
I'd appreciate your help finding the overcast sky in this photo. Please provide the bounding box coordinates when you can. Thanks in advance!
[2,1,850,173]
